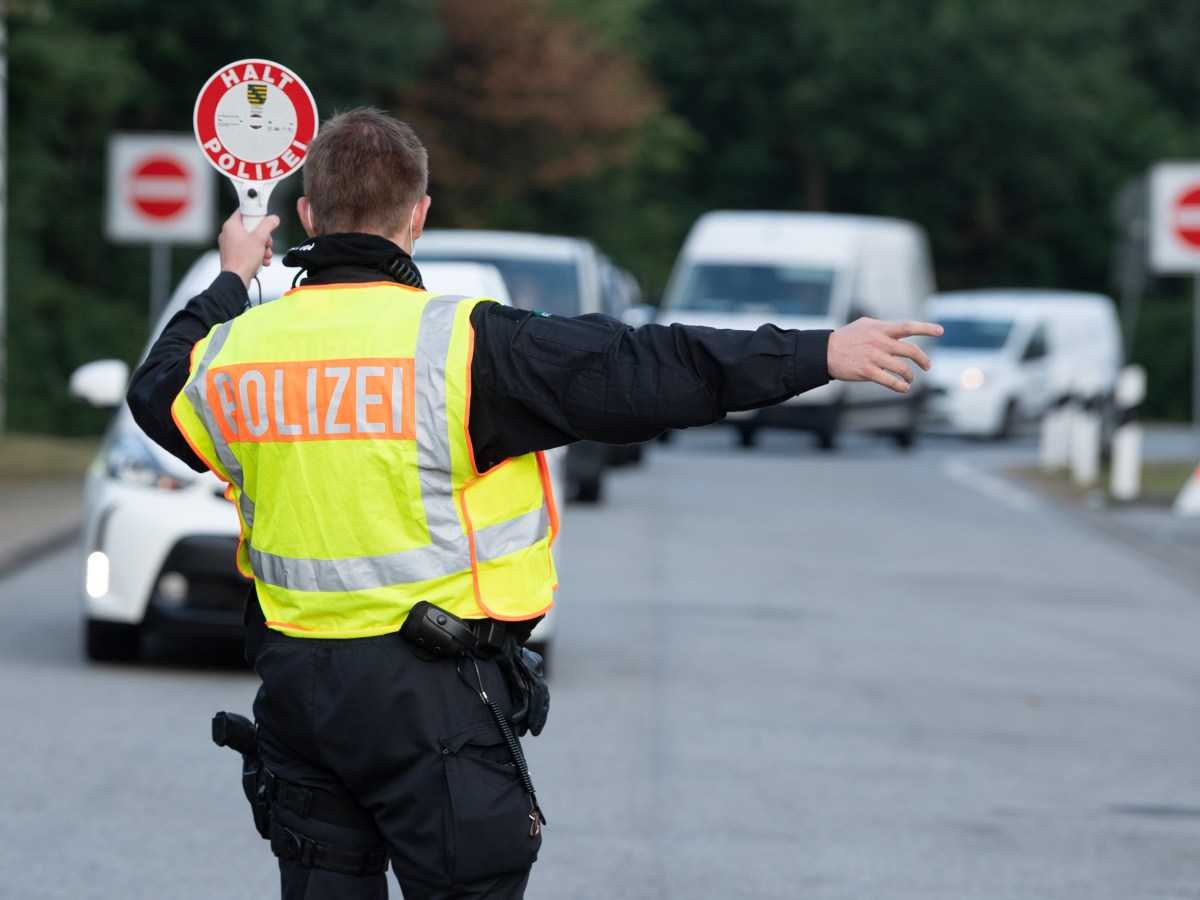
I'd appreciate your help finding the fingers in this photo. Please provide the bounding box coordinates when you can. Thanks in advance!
[877,320,940,372]
[262,231,275,268]
[884,320,944,340]
[219,213,281,287]
[881,365,914,393]
[827,316,941,389]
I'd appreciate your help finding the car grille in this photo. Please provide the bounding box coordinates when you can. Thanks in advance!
[155,535,250,613]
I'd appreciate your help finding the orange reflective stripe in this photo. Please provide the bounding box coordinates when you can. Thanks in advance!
[264,619,317,632]
[206,356,417,444]
[536,450,560,544]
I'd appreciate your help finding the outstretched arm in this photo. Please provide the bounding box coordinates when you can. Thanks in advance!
[827,317,943,392]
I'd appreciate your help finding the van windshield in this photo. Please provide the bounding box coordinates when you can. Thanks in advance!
[668,263,835,316]
[417,255,580,316]
[937,318,1015,349]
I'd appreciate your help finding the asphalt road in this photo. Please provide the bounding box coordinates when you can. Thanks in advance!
[2,426,1199,899]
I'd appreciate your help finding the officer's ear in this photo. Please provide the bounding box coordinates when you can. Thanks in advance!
[410,195,432,241]
[297,197,316,236]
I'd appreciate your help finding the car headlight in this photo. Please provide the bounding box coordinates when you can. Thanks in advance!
[958,367,986,391]
[104,429,192,490]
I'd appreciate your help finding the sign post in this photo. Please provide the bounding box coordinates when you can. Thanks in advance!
[1147,161,1200,450]
[193,59,318,231]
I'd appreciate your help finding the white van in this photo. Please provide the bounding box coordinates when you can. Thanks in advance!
[920,289,1124,439]
[657,211,936,449]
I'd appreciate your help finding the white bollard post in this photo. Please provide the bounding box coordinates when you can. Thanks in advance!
[1110,365,1146,502]
[1070,403,1102,488]
[1039,382,1073,473]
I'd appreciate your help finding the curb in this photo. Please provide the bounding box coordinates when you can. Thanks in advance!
[0,520,82,579]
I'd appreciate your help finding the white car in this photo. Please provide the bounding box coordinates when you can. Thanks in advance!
[921,290,1123,439]
[69,251,562,663]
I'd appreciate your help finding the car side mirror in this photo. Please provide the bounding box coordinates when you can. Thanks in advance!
[69,359,130,409]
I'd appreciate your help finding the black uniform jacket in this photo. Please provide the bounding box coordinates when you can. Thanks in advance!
[126,234,833,474]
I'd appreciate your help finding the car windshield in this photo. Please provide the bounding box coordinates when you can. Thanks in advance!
[936,318,1015,349]
[668,263,835,316]
[417,255,580,316]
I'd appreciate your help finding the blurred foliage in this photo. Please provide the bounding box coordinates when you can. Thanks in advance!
[1130,289,1193,421]
[393,0,662,222]
[636,0,1190,290]
[5,0,1200,433]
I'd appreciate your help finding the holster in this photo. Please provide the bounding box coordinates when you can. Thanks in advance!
[497,639,550,737]
[212,711,271,838]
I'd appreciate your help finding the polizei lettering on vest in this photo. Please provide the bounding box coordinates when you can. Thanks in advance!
[207,358,416,443]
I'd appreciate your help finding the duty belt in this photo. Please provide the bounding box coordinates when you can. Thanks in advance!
[400,602,542,659]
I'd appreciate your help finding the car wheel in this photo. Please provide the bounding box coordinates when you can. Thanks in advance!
[892,398,922,450]
[892,426,917,450]
[816,425,838,451]
[85,618,142,662]
[815,404,841,451]
[735,423,758,448]
[993,399,1018,441]
[574,474,603,504]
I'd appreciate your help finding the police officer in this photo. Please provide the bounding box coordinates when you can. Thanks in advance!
[127,107,942,900]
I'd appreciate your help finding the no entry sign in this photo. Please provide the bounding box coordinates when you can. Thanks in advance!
[1148,161,1200,273]
[105,133,215,245]
[1173,187,1200,249]
[194,59,318,229]
[131,157,191,218]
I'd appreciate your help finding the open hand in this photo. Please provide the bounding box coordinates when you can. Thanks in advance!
[827,317,944,392]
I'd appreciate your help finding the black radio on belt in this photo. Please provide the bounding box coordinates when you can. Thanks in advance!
[400,601,506,658]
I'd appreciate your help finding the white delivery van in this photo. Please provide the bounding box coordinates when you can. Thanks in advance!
[657,210,936,449]
[920,289,1123,439]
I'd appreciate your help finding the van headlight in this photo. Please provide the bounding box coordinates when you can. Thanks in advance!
[104,430,192,490]
[959,367,986,391]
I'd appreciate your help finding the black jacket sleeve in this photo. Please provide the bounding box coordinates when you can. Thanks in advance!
[467,303,831,468]
[126,271,248,472]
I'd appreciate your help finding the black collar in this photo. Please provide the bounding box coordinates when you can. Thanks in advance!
[281,233,425,289]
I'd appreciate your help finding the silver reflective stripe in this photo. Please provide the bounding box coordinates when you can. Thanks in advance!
[473,504,550,564]
[183,322,255,529]
[252,497,549,592]
[413,298,464,553]
[250,540,470,593]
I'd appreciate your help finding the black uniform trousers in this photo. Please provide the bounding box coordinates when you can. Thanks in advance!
[252,629,540,899]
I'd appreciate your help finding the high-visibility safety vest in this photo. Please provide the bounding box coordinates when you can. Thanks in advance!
[171,282,559,638]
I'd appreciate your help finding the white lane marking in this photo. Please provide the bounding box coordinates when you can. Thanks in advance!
[942,457,1041,512]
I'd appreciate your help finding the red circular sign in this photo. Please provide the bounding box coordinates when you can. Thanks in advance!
[1174,186,1200,248]
[193,59,318,184]
[130,156,192,220]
